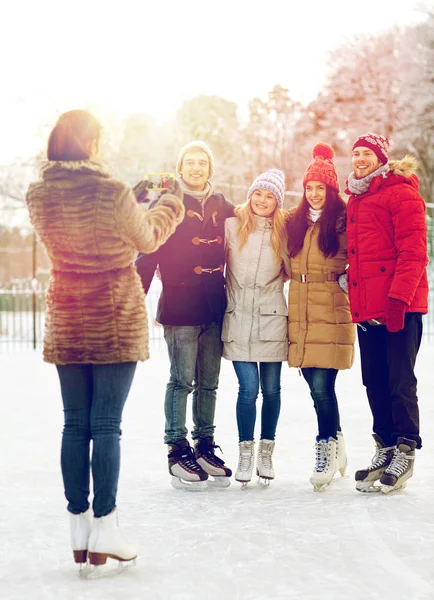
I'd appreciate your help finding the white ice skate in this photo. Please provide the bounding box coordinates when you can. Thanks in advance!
[235,441,255,488]
[256,439,275,485]
[69,508,93,570]
[310,437,337,491]
[82,508,137,578]
[336,431,347,478]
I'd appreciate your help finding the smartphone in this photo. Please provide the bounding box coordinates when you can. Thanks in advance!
[144,172,176,191]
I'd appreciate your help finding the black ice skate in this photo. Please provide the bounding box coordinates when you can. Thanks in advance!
[195,437,232,488]
[380,437,416,494]
[168,439,208,491]
[355,434,395,493]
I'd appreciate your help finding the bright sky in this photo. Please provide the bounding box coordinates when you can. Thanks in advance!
[1,0,430,162]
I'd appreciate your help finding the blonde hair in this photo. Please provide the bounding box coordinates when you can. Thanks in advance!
[234,201,291,277]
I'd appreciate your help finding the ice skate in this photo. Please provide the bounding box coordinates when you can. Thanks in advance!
[69,508,93,569]
[355,433,394,493]
[336,431,347,477]
[235,440,255,488]
[310,437,337,491]
[256,439,275,485]
[84,508,137,577]
[168,439,208,491]
[380,437,416,495]
[194,437,232,488]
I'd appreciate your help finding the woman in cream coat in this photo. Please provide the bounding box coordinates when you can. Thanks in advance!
[222,169,290,487]
[286,144,355,491]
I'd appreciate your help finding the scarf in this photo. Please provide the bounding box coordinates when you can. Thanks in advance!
[178,178,214,206]
[347,164,389,195]
[309,207,322,223]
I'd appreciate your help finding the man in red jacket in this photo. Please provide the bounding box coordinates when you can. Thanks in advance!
[346,132,429,494]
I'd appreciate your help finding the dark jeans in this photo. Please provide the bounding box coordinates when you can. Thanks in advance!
[357,312,423,449]
[232,361,282,442]
[163,323,222,444]
[301,367,340,440]
[56,362,136,517]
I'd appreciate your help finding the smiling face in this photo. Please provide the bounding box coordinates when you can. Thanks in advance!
[352,146,383,179]
[179,150,210,191]
[305,180,327,210]
[250,188,277,217]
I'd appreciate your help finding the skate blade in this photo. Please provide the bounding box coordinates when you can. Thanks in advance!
[206,476,231,488]
[258,477,272,486]
[380,482,407,495]
[170,476,207,491]
[80,558,136,579]
[355,481,382,493]
[312,482,331,491]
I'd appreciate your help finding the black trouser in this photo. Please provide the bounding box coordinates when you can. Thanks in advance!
[357,313,423,449]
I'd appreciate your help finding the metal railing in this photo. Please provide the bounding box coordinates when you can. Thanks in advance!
[1,273,433,352]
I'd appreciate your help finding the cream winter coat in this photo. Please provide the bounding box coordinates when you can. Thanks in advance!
[222,215,288,362]
[26,160,184,365]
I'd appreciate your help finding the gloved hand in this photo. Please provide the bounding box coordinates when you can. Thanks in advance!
[133,180,149,203]
[337,273,348,293]
[160,178,183,203]
[385,297,406,333]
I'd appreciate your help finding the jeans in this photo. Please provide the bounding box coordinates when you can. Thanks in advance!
[233,361,282,442]
[301,368,340,440]
[56,362,136,517]
[357,313,423,448]
[163,324,222,444]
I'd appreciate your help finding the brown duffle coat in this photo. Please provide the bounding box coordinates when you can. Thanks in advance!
[287,212,355,369]
[26,160,184,364]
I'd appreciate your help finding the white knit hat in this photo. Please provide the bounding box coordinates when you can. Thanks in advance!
[247,169,285,207]
[176,140,215,179]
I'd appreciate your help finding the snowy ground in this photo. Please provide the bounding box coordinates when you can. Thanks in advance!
[1,340,434,600]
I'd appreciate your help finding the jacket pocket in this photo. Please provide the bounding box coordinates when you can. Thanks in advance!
[259,305,288,342]
[221,301,236,342]
[360,260,395,315]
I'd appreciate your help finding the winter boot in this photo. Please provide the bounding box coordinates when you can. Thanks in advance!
[310,437,337,490]
[168,439,208,490]
[69,508,93,565]
[355,433,395,492]
[235,440,255,487]
[336,431,347,477]
[194,437,232,487]
[380,437,417,494]
[256,439,275,483]
[87,508,137,566]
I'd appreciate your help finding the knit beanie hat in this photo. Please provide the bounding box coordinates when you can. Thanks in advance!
[302,143,340,192]
[247,169,285,208]
[176,140,215,179]
[352,132,390,165]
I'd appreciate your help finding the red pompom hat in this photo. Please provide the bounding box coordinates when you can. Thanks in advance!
[302,143,340,192]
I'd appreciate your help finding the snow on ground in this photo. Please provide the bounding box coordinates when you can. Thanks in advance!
[1,340,434,600]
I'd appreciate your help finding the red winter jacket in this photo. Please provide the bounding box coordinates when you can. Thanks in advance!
[346,156,428,323]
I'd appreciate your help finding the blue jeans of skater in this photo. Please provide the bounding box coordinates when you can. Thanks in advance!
[163,323,222,444]
[56,362,136,518]
[301,367,340,440]
[233,361,282,442]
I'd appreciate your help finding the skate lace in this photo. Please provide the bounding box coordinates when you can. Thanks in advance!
[237,447,253,472]
[386,448,415,477]
[170,446,204,473]
[314,440,329,473]
[369,445,394,471]
[200,443,226,467]
[259,444,274,470]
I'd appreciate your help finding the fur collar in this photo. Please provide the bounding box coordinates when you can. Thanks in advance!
[40,160,112,179]
[388,154,419,178]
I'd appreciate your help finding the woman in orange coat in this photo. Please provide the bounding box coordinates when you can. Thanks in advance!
[286,144,355,490]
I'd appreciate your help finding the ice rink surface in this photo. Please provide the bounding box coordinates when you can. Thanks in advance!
[1,341,433,600]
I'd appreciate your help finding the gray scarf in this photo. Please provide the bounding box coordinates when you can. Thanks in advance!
[178,178,214,206]
[347,164,389,195]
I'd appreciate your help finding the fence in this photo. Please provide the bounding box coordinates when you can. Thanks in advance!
[1,273,433,352]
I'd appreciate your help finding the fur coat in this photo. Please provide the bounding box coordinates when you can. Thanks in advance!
[26,160,184,364]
